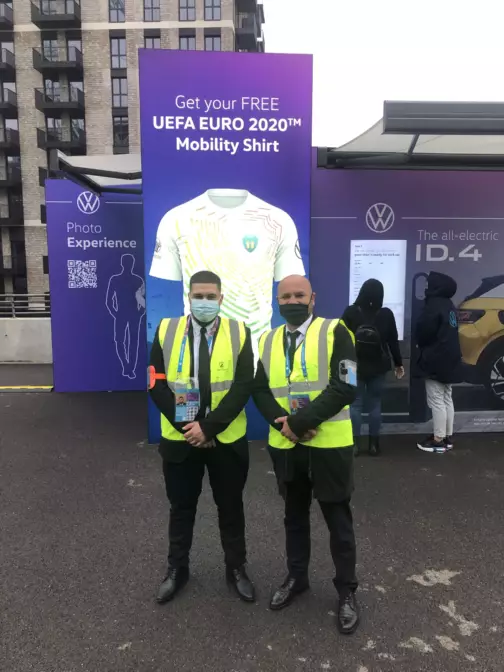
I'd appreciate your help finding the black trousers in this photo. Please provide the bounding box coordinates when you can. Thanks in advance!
[279,448,358,597]
[162,440,249,570]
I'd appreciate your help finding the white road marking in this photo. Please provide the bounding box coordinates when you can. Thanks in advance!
[127,479,142,488]
[375,585,387,594]
[363,640,376,651]
[298,658,307,663]
[407,569,460,587]
[466,655,476,662]
[399,637,433,654]
[267,471,275,475]
[321,663,331,670]
[117,642,132,651]
[378,653,396,660]
[439,601,479,636]
[267,645,273,650]
[387,566,394,572]
[358,667,369,672]
[490,626,498,633]
[328,610,336,617]
[435,635,460,651]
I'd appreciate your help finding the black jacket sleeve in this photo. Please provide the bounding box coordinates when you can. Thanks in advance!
[148,325,175,422]
[199,327,254,440]
[287,322,358,438]
[415,304,441,347]
[383,307,403,367]
[253,358,289,429]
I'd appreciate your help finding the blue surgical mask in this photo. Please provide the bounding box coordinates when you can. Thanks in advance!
[190,298,220,324]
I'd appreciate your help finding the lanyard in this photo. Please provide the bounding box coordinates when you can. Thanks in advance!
[176,316,218,377]
[285,331,308,382]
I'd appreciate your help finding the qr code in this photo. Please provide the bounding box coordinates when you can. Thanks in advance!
[67,260,97,289]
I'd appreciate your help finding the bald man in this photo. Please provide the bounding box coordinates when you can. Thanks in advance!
[253,275,360,634]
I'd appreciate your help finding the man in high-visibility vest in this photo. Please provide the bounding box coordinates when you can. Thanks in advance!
[149,270,255,605]
[253,275,360,634]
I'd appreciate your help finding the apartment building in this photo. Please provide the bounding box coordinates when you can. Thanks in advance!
[0,0,265,296]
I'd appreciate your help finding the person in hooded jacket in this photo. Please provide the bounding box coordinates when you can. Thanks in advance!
[415,272,463,454]
[342,279,404,456]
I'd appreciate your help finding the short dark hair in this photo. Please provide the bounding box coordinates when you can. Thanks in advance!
[189,270,221,291]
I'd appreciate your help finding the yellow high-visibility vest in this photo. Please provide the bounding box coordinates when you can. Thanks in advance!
[258,317,354,449]
[158,316,247,443]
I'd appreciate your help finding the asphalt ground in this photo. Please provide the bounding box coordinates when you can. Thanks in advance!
[1,391,504,672]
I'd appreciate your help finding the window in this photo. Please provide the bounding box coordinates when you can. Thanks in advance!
[109,0,125,23]
[144,0,160,22]
[44,79,61,101]
[179,0,195,21]
[46,117,62,140]
[204,0,221,21]
[179,35,196,50]
[205,35,221,51]
[67,38,81,61]
[144,35,161,49]
[112,77,128,108]
[71,119,85,141]
[42,38,59,62]
[110,37,127,69]
[113,116,129,147]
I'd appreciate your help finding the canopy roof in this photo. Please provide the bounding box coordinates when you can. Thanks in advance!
[318,101,504,170]
[52,150,142,193]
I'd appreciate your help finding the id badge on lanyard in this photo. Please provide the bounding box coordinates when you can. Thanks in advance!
[174,317,216,422]
[286,336,310,415]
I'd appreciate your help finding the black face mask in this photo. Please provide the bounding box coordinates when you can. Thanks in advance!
[279,302,311,327]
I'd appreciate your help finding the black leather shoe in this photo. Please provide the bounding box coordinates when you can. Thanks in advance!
[226,566,256,603]
[337,592,360,635]
[369,436,381,456]
[269,575,309,611]
[156,566,189,604]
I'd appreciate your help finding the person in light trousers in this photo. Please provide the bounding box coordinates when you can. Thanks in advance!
[415,272,464,454]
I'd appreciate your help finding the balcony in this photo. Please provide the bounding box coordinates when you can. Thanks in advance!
[0,89,17,118]
[0,163,21,187]
[0,203,23,226]
[37,126,86,151]
[33,46,83,74]
[0,128,20,153]
[0,3,14,28]
[236,12,263,51]
[31,0,81,29]
[0,49,15,79]
[0,256,27,277]
[35,86,85,115]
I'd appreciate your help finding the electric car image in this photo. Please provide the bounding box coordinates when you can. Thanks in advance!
[457,275,504,407]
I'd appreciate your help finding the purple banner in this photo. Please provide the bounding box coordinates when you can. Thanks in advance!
[311,163,504,432]
[46,180,146,392]
[139,50,313,441]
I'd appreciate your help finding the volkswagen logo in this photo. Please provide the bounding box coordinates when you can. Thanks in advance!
[77,191,100,215]
[365,203,395,234]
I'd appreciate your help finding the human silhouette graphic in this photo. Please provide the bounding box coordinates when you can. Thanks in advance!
[105,254,146,379]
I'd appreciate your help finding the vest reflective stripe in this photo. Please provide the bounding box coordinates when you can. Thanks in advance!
[258,317,354,449]
[158,316,247,444]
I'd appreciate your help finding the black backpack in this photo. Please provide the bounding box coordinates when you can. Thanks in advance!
[354,309,386,362]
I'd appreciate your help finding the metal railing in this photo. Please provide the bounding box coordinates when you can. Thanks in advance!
[36,86,84,105]
[39,126,86,145]
[0,294,51,318]
[0,163,21,182]
[0,48,15,67]
[33,45,83,67]
[0,255,26,274]
[0,128,19,145]
[33,0,80,16]
[0,4,14,23]
[0,203,22,219]
[0,89,17,106]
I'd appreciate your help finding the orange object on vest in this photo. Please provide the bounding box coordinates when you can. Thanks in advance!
[148,365,166,390]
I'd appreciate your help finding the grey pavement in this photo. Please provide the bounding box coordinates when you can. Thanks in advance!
[1,391,504,672]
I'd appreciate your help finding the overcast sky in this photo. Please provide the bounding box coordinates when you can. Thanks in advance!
[262,0,504,147]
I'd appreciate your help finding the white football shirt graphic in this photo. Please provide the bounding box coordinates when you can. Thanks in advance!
[150,189,305,341]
